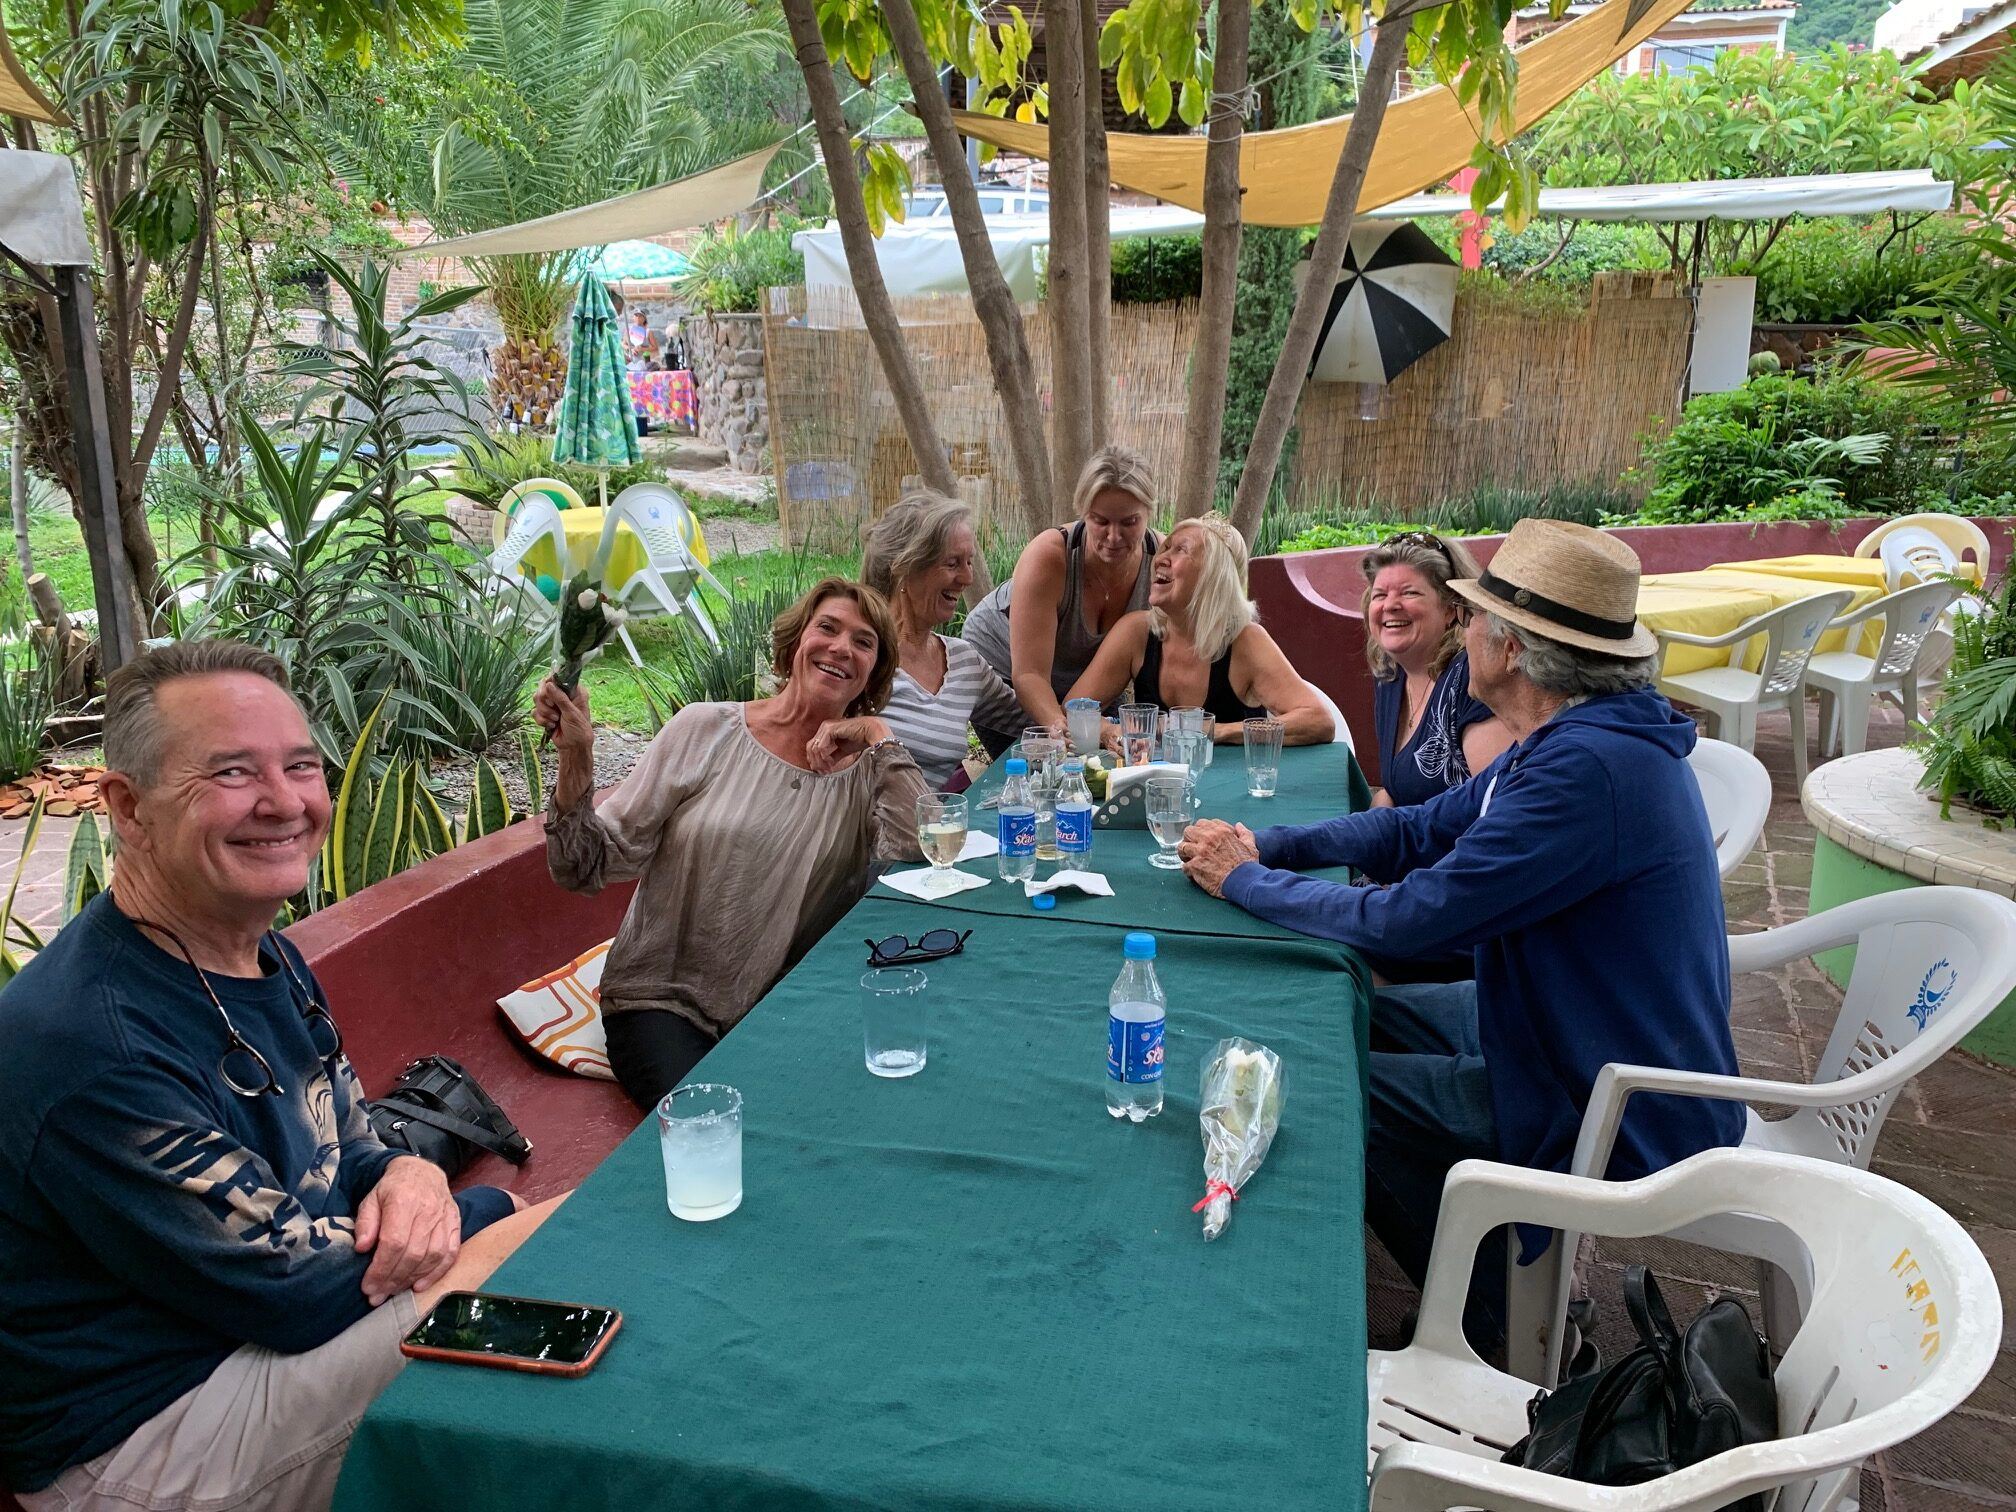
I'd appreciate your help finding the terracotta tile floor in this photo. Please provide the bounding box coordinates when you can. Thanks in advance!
[1365,698,2016,1510]
[8,703,2009,1504]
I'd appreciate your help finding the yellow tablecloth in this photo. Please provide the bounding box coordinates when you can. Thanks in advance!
[1639,569,1885,675]
[1708,553,1981,589]
[512,506,711,593]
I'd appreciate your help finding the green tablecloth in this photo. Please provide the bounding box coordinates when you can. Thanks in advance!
[336,748,1375,1512]
[910,742,1370,938]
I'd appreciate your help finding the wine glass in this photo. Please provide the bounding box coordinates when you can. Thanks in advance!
[1145,774,1191,870]
[915,793,968,875]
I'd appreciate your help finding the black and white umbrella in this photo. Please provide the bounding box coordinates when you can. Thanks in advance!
[1301,220,1459,386]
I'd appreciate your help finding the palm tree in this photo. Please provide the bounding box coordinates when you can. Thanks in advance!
[415,0,790,426]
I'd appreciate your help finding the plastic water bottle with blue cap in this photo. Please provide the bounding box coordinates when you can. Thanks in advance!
[997,758,1036,883]
[1106,932,1166,1121]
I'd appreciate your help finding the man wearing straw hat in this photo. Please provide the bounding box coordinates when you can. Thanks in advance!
[1181,519,1742,1345]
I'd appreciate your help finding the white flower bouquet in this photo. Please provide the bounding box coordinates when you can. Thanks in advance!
[553,570,628,694]
[1194,1038,1284,1241]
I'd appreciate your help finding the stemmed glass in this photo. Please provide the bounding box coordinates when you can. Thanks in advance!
[915,794,968,880]
[1145,774,1191,870]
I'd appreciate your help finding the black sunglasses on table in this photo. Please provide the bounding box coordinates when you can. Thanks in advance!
[865,928,972,968]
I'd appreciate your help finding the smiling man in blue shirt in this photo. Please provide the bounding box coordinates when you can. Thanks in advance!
[0,641,560,1511]
[1181,521,1743,1347]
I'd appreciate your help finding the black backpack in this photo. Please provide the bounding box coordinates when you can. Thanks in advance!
[1503,1267,1778,1508]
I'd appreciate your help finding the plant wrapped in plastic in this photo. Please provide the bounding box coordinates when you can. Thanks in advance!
[1195,1037,1285,1241]
[553,571,627,695]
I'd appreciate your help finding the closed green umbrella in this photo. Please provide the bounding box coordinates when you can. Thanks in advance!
[553,271,641,508]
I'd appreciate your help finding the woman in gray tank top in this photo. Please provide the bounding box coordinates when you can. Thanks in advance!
[960,444,1159,736]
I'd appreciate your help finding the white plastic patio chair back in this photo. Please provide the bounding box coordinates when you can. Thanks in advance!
[597,485,730,650]
[1684,737,1770,878]
[1654,591,1852,792]
[1370,1149,1999,1512]
[1856,513,1992,576]
[1508,886,2016,1385]
[1807,580,1964,755]
[486,492,570,615]
[1305,682,1355,749]
[1876,528,1959,594]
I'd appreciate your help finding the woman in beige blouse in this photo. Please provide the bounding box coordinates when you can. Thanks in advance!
[534,578,928,1109]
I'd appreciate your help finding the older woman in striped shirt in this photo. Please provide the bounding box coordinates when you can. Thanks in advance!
[864,490,1027,790]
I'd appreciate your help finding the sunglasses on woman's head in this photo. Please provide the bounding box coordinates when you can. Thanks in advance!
[865,928,972,968]
[1389,530,1454,562]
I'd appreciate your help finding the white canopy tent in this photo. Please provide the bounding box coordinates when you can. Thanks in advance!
[794,205,1205,302]
[0,149,139,665]
[792,171,1952,301]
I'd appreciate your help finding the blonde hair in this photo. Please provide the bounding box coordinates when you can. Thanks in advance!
[861,489,976,603]
[1072,443,1156,519]
[1148,514,1256,664]
[770,578,900,717]
[1359,533,1483,681]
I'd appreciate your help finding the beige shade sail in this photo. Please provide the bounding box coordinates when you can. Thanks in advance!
[0,14,67,126]
[952,0,1695,228]
[405,145,781,259]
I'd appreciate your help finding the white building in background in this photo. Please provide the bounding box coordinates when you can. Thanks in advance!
[1511,0,1796,72]
[1875,0,2002,54]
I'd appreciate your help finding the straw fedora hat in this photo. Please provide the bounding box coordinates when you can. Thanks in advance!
[1448,519,1660,658]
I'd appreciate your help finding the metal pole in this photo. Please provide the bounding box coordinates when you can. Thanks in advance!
[52,263,140,669]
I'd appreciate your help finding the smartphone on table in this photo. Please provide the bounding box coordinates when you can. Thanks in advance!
[401,1291,622,1377]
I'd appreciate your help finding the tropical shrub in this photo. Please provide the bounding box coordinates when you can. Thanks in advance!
[674,225,806,315]
[457,432,664,507]
[1256,481,1627,556]
[1750,219,1981,326]
[1479,222,1664,285]
[1631,372,1953,522]
[1109,234,1203,304]
[1916,571,2016,820]
[0,643,54,785]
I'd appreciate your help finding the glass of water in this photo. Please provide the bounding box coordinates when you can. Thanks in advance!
[1065,697,1103,756]
[916,793,967,873]
[1244,716,1285,798]
[861,967,930,1078]
[1118,703,1159,767]
[658,1084,742,1222]
[1197,713,1217,768]
[1145,774,1191,870]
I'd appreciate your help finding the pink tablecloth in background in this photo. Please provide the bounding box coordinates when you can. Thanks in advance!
[629,368,696,431]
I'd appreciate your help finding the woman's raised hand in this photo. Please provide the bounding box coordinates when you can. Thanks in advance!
[535,676,594,760]
[807,716,891,775]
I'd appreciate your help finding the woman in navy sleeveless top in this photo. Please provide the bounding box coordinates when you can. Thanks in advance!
[1363,533,1511,806]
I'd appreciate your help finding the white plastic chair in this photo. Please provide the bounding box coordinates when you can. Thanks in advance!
[1370,1149,2000,1512]
[1304,681,1355,749]
[486,491,571,617]
[1509,886,2016,1385]
[490,477,589,549]
[595,485,731,654]
[1855,512,1992,575]
[1685,737,1771,879]
[1807,580,1965,756]
[1655,591,1853,793]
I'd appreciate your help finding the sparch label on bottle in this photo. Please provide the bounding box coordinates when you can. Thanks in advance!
[1107,1016,1165,1084]
[999,809,1036,857]
[1056,805,1092,853]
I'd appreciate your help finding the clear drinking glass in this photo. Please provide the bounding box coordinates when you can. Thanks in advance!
[1244,716,1285,798]
[1021,733,1065,861]
[1119,703,1158,767]
[861,967,929,1078]
[1145,774,1191,870]
[1065,697,1103,756]
[1198,713,1217,768]
[916,793,968,872]
[658,1083,743,1221]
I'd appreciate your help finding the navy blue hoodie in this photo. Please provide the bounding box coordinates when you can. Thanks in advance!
[1223,686,1743,1191]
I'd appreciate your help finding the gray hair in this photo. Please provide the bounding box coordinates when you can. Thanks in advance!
[104,639,300,789]
[1482,613,1659,701]
[861,488,976,600]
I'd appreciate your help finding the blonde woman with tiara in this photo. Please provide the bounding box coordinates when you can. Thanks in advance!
[1064,513,1333,745]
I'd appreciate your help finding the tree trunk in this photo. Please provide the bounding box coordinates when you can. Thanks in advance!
[1044,0,1095,520]
[9,434,33,587]
[1082,0,1111,450]
[779,0,956,504]
[1228,17,1410,544]
[1176,0,1252,520]
[880,0,1053,537]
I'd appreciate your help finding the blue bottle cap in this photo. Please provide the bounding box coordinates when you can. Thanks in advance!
[1032,892,1057,911]
[1004,757,1028,775]
[1124,931,1156,959]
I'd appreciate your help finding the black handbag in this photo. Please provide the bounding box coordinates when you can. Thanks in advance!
[367,1055,532,1179]
[1503,1267,1777,1509]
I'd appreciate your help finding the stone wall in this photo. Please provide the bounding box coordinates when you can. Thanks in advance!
[685,312,769,474]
